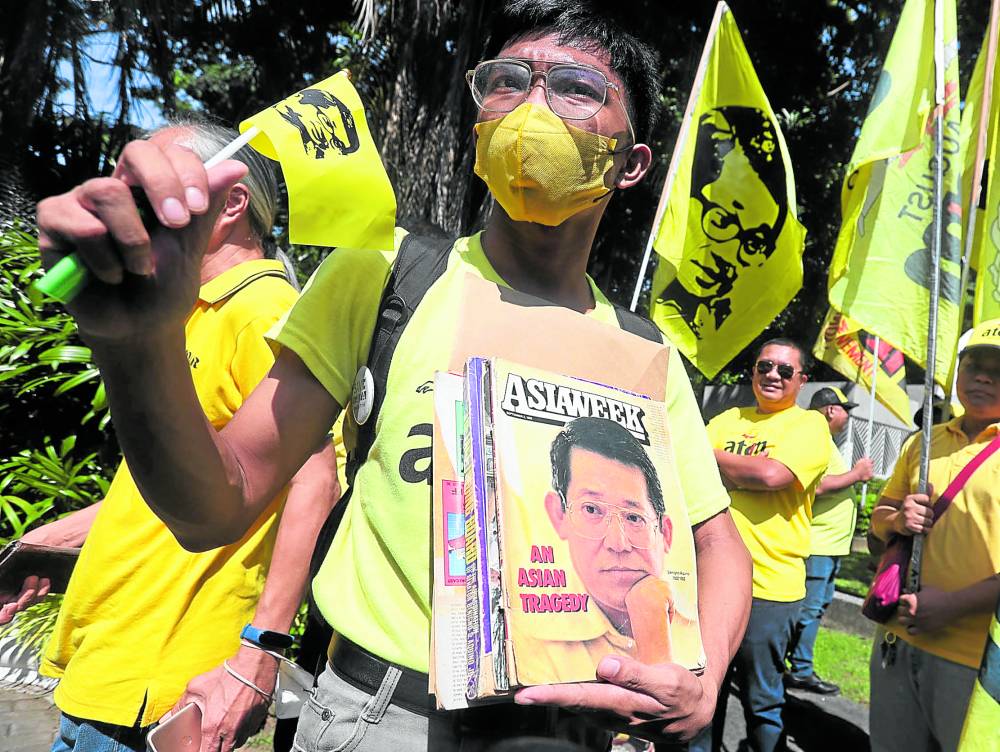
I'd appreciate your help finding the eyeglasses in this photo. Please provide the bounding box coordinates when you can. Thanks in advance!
[466,58,635,148]
[755,359,801,380]
[565,499,657,549]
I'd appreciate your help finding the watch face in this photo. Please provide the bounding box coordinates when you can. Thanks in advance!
[243,625,293,649]
[260,629,294,649]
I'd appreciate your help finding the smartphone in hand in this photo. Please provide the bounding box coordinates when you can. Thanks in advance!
[146,703,202,752]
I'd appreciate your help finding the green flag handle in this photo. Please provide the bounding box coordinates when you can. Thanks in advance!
[31,126,259,305]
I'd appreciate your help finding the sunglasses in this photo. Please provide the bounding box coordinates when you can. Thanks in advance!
[755,359,800,380]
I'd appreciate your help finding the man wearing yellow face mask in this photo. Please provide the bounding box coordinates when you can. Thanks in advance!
[35,2,752,749]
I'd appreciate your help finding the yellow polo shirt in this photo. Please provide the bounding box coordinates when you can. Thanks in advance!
[269,232,731,672]
[810,437,858,557]
[707,406,830,601]
[882,418,1000,668]
[509,587,702,685]
[40,259,298,726]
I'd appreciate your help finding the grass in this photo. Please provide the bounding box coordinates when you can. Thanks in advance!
[835,550,877,598]
[243,716,276,751]
[813,627,871,704]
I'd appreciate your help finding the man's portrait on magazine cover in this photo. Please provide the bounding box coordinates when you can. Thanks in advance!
[508,416,704,685]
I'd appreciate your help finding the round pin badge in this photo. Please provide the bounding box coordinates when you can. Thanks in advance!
[351,366,375,425]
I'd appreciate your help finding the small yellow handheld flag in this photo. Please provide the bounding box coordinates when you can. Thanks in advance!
[648,3,806,378]
[240,70,396,250]
[813,308,912,426]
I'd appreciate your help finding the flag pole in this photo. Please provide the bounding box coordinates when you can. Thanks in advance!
[858,335,880,512]
[629,1,727,312]
[909,0,947,593]
[958,0,1000,327]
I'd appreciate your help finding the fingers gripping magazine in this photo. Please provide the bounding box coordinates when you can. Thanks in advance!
[432,357,704,707]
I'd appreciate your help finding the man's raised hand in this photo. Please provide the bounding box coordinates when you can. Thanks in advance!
[36,136,247,342]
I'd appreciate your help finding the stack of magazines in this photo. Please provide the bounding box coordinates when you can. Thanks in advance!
[431,357,705,710]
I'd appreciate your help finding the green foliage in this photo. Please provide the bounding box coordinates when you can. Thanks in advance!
[0,226,110,446]
[813,627,871,704]
[0,224,115,655]
[835,550,877,599]
[0,225,114,538]
[0,436,110,544]
[0,596,63,654]
[850,478,887,537]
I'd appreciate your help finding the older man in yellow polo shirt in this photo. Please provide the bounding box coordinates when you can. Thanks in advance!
[1,122,339,752]
[870,319,1000,752]
[785,387,873,695]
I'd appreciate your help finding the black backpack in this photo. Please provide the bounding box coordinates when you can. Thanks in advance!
[306,233,663,614]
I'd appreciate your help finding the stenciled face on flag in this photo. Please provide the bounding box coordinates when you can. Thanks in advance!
[239,70,396,249]
[656,106,788,339]
[278,88,361,160]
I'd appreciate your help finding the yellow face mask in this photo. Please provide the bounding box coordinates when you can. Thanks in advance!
[473,103,619,227]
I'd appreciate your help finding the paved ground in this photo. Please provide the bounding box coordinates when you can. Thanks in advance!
[0,688,59,752]
[714,683,869,752]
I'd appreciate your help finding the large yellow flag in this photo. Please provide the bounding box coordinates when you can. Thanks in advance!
[813,308,912,425]
[959,32,988,274]
[240,71,396,250]
[964,28,1000,325]
[957,596,1000,751]
[648,2,806,378]
[827,0,961,387]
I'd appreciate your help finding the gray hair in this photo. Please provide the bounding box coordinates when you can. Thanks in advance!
[158,117,279,258]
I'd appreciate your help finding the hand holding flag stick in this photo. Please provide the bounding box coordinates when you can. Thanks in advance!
[32,127,261,304]
[907,0,949,595]
[33,70,396,305]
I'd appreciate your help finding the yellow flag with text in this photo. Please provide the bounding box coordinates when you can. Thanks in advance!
[827,0,961,387]
[240,70,396,250]
[648,3,806,378]
[959,32,987,273]
[963,30,1000,325]
[813,308,912,425]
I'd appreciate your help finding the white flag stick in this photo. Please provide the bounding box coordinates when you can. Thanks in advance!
[859,336,880,512]
[204,126,260,169]
[629,2,728,312]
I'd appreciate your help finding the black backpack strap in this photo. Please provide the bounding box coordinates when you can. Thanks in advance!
[612,303,663,344]
[347,233,455,484]
[307,234,455,616]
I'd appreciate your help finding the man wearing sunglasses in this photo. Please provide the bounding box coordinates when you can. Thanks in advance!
[35,3,751,749]
[697,339,830,752]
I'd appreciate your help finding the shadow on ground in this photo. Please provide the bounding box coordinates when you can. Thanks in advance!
[784,692,869,752]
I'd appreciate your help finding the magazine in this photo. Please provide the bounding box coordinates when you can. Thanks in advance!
[463,357,704,695]
[430,371,469,709]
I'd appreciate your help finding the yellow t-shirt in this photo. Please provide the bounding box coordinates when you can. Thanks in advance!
[707,405,829,602]
[882,417,1000,668]
[810,436,858,557]
[40,260,299,726]
[269,232,731,672]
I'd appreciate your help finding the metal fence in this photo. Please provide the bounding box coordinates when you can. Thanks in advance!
[840,414,913,479]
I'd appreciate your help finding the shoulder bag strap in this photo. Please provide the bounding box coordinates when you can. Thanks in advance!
[932,431,1000,521]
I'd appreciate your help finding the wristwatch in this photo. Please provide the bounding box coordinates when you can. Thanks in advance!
[241,623,294,651]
